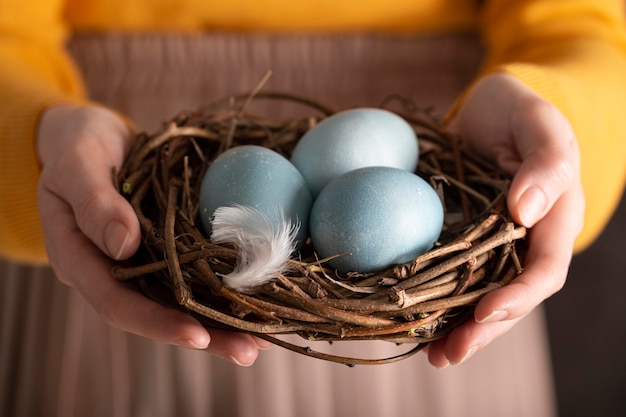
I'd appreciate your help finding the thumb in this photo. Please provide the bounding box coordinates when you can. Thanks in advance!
[73,168,142,261]
[445,73,582,229]
[506,98,581,228]
[38,105,141,260]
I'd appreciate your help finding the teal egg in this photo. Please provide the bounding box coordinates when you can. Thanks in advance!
[199,145,313,246]
[309,166,443,273]
[291,108,419,196]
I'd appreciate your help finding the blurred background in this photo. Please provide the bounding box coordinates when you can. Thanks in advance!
[546,192,626,416]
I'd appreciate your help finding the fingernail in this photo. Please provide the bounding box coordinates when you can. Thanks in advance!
[257,343,273,351]
[227,355,253,367]
[518,186,546,227]
[104,220,129,260]
[179,338,209,350]
[477,309,509,323]
[254,338,274,350]
[452,346,479,365]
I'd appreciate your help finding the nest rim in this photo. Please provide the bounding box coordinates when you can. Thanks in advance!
[112,91,527,366]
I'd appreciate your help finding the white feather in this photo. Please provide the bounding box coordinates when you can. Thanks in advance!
[210,205,299,292]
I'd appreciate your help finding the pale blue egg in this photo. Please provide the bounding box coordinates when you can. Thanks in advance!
[199,145,314,246]
[291,108,419,196]
[310,166,443,273]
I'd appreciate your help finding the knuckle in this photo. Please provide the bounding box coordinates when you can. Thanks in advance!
[551,157,577,188]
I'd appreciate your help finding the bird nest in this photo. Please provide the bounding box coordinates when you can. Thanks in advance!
[112,91,526,366]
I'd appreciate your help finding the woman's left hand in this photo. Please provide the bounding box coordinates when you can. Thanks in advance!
[426,73,585,367]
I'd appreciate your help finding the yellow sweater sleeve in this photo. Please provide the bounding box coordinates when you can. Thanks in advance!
[2,0,625,263]
[0,1,86,264]
[477,0,626,252]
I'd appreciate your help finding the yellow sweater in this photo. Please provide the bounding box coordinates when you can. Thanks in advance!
[2,0,626,264]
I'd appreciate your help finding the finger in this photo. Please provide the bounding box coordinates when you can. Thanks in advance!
[252,335,274,350]
[38,190,211,349]
[40,190,265,364]
[204,329,266,366]
[41,110,141,260]
[507,97,581,228]
[427,317,523,366]
[474,186,584,324]
[423,339,451,369]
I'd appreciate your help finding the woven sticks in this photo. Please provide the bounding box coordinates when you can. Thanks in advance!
[112,92,526,365]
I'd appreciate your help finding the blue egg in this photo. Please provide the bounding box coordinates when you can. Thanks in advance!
[291,108,419,196]
[199,145,314,246]
[310,167,443,273]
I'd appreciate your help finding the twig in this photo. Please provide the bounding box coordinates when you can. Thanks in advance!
[112,90,528,364]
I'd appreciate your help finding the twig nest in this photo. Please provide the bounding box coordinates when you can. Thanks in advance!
[112,92,527,366]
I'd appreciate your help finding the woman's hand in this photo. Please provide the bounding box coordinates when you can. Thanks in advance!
[426,73,585,367]
[36,104,270,366]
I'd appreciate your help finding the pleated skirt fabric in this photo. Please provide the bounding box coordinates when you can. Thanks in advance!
[1,32,558,417]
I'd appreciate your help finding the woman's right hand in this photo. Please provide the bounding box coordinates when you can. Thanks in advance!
[36,104,270,366]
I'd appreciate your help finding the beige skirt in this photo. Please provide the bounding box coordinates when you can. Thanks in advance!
[0,33,557,417]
